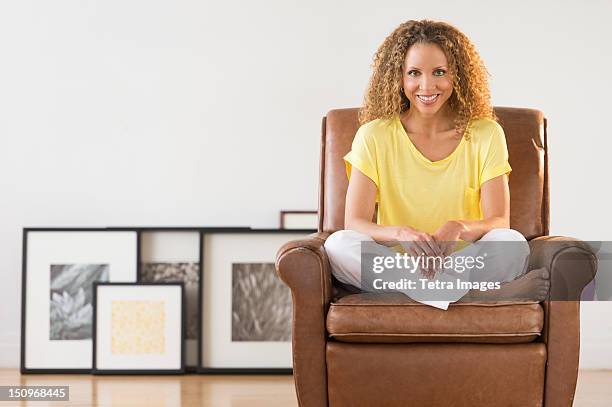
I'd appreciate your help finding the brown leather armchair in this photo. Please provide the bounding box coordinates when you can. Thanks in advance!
[275,107,597,407]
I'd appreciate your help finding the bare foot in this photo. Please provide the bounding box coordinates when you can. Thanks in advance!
[464,267,550,302]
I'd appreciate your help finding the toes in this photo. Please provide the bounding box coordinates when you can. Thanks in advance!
[535,288,548,301]
[528,267,550,279]
[534,267,549,279]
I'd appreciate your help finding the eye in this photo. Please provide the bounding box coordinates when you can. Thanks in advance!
[407,70,420,77]
[434,69,446,76]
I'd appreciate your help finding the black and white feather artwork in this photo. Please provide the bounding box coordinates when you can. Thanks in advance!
[232,263,292,342]
[49,263,109,340]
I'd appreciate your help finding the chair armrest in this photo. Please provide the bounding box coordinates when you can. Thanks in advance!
[275,231,333,407]
[528,235,598,407]
[529,236,597,301]
[276,232,333,303]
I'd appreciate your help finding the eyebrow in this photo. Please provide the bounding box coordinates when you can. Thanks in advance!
[406,66,447,70]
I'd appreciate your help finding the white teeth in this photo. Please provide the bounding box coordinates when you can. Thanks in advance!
[417,94,439,102]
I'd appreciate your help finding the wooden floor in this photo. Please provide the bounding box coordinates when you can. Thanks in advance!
[1,369,610,406]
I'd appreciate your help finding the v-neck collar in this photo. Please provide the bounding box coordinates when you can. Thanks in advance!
[395,115,469,165]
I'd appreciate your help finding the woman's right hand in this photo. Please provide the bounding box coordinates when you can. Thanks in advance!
[392,226,443,258]
[392,226,444,278]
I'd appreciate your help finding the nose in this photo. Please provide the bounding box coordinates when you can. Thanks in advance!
[418,75,437,92]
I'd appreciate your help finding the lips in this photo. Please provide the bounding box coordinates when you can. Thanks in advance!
[416,94,440,105]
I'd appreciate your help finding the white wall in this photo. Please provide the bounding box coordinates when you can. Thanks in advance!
[1,0,611,368]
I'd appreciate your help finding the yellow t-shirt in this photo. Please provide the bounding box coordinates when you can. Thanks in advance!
[344,115,512,235]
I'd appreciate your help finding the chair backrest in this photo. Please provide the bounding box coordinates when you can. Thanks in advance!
[318,107,549,240]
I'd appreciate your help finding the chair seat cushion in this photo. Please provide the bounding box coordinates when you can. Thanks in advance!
[326,293,544,344]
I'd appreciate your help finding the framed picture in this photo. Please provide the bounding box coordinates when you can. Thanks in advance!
[92,282,184,374]
[279,210,318,230]
[21,229,138,373]
[199,229,312,373]
[138,229,201,372]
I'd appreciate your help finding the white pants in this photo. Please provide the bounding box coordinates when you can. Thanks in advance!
[324,228,530,310]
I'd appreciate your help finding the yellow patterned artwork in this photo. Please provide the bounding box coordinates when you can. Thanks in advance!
[111,300,165,354]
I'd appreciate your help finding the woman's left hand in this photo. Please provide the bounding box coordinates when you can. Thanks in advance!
[433,220,468,257]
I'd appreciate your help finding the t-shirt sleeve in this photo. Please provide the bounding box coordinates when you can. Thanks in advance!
[343,125,379,187]
[479,122,512,186]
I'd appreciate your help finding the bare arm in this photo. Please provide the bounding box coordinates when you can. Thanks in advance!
[431,174,510,258]
[344,167,442,256]
[457,174,510,242]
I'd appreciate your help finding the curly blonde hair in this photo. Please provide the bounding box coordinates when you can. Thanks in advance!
[358,19,496,139]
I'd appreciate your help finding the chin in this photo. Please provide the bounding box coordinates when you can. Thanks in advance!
[411,97,450,116]
[414,104,444,116]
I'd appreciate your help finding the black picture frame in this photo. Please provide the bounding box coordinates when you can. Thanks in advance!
[107,226,253,373]
[20,228,139,374]
[279,210,318,230]
[134,227,201,373]
[20,226,309,375]
[198,228,314,374]
[91,282,185,375]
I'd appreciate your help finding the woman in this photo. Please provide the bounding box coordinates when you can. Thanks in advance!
[324,19,550,310]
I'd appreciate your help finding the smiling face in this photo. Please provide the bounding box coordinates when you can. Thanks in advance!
[402,42,454,118]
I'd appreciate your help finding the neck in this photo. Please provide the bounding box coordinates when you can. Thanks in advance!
[402,105,455,138]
